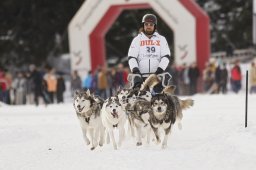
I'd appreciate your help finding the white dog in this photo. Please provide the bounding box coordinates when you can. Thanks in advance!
[73,90,105,150]
[101,96,126,150]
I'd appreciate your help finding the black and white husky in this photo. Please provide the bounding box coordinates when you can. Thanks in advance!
[150,93,193,149]
[125,77,155,146]
[127,97,152,146]
[73,89,105,150]
[101,96,126,150]
[116,88,130,110]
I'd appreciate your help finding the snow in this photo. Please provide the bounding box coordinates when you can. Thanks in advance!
[0,94,256,170]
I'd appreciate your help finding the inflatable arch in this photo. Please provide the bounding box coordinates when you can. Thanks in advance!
[68,0,210,75]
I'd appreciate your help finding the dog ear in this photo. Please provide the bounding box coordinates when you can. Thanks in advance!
[117,86,121,92]
[86,89,90,96]
[74,90,80,96]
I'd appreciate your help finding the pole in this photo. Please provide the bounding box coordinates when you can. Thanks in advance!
[245,70,248,128]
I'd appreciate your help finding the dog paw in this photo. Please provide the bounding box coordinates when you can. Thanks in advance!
[161,144,167,149]
[155,139,161,145]
[136,142,142,146]
[99,142,103,147]
[178,123,182,130]
[113,145,117,150]
[85,140,90,145]
[118,142,122,147]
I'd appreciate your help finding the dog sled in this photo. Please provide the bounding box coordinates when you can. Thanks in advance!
[127,72,173,92]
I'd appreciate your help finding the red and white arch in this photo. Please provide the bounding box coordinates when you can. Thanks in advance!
[68,0,210,75]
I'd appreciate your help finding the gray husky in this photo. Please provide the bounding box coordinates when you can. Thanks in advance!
[150,93,193,149]
[125,89,153,146]
[73,89,105,150]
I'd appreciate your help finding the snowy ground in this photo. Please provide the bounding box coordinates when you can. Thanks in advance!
[0,93,256,170]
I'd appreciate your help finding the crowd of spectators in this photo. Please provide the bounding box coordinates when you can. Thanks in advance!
[1,58,256,106]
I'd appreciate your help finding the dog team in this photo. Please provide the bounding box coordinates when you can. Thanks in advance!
[73,74,194,150]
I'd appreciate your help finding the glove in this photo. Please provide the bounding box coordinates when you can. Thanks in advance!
[155,67,164,74]
[132,67,141,74]
[153,83,164,94]
[133,75,143,89]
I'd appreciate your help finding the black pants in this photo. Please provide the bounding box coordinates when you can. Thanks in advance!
[56,91,64,103]
[34,90,49,106]
[47,92,55,103]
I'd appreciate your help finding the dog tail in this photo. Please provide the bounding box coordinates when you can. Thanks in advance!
[163,85,176,95]
[180,99,194,110]
[140,74,160,91]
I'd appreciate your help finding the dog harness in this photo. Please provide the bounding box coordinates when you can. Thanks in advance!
[85,117,90,123]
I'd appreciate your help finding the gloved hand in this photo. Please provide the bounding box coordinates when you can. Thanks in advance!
[153,82,164,94]
[155,67,164,74]
[132,67,141,75]
[133,75,143,89]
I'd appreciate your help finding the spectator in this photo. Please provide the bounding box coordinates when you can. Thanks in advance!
[115,63,125,88]
[71,70,82,96]
[230,60,242,93]
[109,67,117,96]
[249,61,256,94]
[25,71,35,104]
[179,63,190,95]
[56,74,66,103]
[82,70,93,91]
[12,71,27,105]
[203,63,215,92]
[169,64,179,95]
[29,65,49,106]
[97,67,108,99]
[215,63,228,94]
[0,70,9,103]
[123,67,130,85]
[4,71,12,104]
[188,62,200,95]
[44,68,57,103]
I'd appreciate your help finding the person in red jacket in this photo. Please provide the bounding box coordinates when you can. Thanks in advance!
[0,70,9,103]
[230,60,242,93]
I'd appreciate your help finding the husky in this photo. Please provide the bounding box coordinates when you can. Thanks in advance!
[125,77,155,146]
[142,80,189,131]
[73,89,105,150]
[116,87,136,138]
[150,93,193,149]
[127,97,152,146]
[101,96,126,150]
[116,87,130,110]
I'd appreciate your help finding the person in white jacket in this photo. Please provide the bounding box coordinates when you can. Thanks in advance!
[128,14,174,92]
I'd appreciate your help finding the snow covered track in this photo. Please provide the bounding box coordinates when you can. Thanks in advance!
[0,94,256,170]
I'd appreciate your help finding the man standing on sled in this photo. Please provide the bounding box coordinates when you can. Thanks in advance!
[127,14,174,93]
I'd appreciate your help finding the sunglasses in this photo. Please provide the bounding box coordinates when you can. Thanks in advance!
[144,23,154,26]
